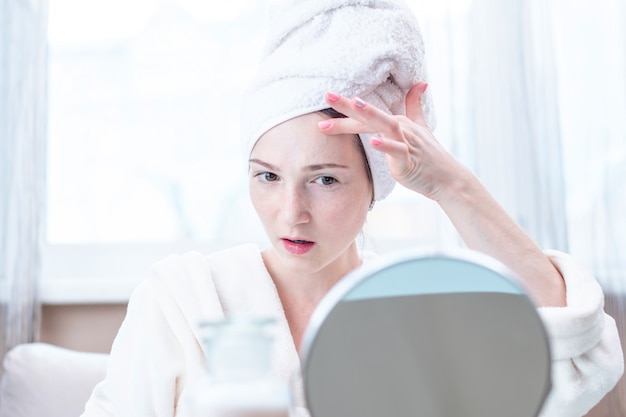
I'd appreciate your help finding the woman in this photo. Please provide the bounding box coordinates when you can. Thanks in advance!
[81,1,623,416]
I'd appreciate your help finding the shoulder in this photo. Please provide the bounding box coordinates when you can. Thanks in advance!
[141,243,272,318]
[148,250,213,300]
[207,244,282,316]
[206,243,263,266]
[148,243,262,288]
[206,243,266,278]
[130,244,263,326]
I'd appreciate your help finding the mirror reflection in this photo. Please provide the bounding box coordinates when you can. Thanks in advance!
[302,250,551,417]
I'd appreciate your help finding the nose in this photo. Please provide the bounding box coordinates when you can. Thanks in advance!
[280,184,311,226]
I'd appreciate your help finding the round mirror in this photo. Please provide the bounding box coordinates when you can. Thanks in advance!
[300,248,551,417]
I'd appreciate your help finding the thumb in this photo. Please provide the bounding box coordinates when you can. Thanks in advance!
[405,82,428,126]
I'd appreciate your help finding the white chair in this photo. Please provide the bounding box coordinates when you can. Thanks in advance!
[0,343,108,417]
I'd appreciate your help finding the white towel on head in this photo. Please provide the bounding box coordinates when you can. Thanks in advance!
[241,0,435,201]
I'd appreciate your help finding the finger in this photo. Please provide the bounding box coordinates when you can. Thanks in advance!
[317,117,377,135]
[370,135,409,160]
[325,92,402,140]
[405,82,428,126]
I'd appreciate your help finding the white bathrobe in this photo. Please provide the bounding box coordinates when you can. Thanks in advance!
[81,244,623,417]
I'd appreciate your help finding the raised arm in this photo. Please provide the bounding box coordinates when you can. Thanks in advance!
[319,84,565,307]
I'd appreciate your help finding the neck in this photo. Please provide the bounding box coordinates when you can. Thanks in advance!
[262,244,362,305]
[261,244,362,352]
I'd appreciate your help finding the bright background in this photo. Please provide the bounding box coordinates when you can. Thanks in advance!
[39,0,626,303]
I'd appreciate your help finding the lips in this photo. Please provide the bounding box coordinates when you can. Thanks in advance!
[281,238,315,255]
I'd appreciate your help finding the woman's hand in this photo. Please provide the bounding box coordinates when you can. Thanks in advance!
[319,83,566,307]
[319,82,470,202]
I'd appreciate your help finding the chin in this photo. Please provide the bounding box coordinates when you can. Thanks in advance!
[275,248,328,274]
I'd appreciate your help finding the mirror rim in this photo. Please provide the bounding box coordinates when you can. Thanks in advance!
[300,245,544,368]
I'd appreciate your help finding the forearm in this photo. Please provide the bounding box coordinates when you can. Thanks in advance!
[437,170,566,307]
[320,88,565,307]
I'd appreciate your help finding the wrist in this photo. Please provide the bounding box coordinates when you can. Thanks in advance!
[433,167,482,207]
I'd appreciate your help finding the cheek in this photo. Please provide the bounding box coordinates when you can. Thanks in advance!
[322,193,369,234]
[249,183,271,218]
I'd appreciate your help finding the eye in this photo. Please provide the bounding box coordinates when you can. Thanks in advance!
[315,176,337,186]
[257,172,279,182]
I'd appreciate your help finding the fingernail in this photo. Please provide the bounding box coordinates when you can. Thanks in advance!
[421,83,429,93]
[371,136,383,145]
[326,92,340,102]
[318,120,332,129]
[354,97,367,108]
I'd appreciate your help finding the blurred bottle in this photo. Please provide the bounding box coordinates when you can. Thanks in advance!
[187,316,291,417]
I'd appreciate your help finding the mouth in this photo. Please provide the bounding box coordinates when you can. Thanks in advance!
[281,238,315,255]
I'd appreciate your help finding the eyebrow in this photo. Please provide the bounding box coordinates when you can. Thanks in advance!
[249,158,349,171]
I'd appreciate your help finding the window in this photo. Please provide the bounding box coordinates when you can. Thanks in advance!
[46,0,268,244]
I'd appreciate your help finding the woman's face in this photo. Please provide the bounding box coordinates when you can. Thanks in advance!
[249,112,373,277]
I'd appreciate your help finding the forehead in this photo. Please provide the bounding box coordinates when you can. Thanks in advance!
[251,113,361,163]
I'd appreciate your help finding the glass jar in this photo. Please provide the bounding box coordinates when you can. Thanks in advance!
[186,316,291,417]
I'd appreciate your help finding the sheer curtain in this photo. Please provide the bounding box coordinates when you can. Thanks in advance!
[550,0,626,413]
[414,0,568,250]
[412,0,626,413]
[0,0,48,368]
